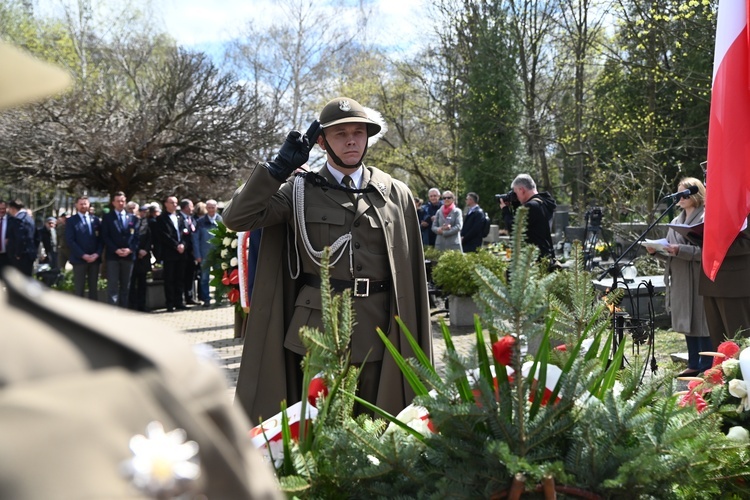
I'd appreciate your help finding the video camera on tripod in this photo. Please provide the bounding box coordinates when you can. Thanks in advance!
[585,206,603,230]
[582,206,606,271]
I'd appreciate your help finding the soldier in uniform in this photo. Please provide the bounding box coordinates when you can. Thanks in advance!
[222,97,432,423]
[0,42,281,499]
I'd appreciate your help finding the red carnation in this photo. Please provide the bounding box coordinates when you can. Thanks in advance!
[703,366,724,385]
[492,336,516,366]
[307,376,329,408]
[228,288,240,304]
[711,341,741,367]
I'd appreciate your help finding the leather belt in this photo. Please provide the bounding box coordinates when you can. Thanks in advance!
[303,273,390,297]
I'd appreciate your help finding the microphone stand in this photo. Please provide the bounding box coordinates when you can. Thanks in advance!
[597,197,679,281]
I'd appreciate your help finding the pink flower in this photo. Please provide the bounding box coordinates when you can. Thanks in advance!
[492,336,516,366]
[679,392,708,413]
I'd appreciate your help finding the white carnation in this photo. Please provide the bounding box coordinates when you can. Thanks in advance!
[231,239,238,248]
[221,262,228,270]
[230,257,238,267]
[220,249,229,258]
[223,237,232,247]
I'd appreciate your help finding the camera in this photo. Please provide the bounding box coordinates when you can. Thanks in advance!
[495,190,518,206]
[585,206,603,229]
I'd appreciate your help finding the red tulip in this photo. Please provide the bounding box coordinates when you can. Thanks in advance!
[492,336,516,366]
[307,376,329,408]
[228,288,240,303]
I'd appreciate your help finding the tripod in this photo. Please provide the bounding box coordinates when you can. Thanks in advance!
[582,207,607,271]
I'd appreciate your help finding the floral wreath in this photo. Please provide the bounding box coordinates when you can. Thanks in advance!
[205,221,251,316]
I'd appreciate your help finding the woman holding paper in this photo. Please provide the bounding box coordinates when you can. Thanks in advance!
[646,177,711,376]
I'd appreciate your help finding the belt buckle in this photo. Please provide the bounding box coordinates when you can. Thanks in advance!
[353,278,370,297]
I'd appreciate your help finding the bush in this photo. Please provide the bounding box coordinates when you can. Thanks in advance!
[432,249,506,297]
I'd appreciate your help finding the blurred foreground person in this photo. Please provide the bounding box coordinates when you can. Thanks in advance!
[0,41,281,500]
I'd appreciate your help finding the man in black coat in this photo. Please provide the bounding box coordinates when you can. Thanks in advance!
[155,196,188,312]
[421,188,442,246]
[128,205,153,312]
[461,192,486,252]
[500,174,557,265]
[6,200,37,276]
[38,217,58,268]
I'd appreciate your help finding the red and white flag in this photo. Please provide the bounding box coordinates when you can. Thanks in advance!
[704,0,750,280]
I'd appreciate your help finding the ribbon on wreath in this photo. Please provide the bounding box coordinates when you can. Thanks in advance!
[237,231,251,313]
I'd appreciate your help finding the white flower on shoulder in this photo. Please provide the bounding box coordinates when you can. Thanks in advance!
[122,421,200,496]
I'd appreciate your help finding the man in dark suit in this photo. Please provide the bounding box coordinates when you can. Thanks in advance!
[101,191,139,308]
[6,200,37,276]
[0,200,9,271]
[192,199,222,306]
[65,195,103,300]
[128,205,153,312]
[38,217,58,268]
[461,192,486,253]
[155,196,188,312]
[179,198,199,305]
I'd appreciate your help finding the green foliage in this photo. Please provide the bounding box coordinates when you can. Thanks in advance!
[545,242,616,347]
[432,248,507,297]
[269,214,750,498]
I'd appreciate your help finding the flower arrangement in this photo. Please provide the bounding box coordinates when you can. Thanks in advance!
[205,221,247,315]
[249,210,750,498]
[678,339,750,441]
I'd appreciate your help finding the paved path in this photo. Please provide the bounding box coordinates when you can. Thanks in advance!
[152,304,478,400]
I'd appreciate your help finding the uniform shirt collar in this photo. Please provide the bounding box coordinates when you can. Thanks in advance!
[326,163,363,189]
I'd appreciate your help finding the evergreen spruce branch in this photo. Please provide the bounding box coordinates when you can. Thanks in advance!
[345,392,427,443]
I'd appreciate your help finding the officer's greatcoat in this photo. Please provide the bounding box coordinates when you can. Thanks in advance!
[223,163,432,423]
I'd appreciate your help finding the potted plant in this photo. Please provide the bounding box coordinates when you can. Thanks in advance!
[432,249,506,326]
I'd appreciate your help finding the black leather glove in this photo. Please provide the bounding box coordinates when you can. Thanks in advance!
[265,120,321,182]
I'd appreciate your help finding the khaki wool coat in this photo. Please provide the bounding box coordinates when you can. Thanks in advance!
[655,207,708,337]
[699,215,750,346]
[222,163,432,423]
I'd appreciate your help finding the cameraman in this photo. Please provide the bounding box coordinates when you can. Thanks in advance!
[499,174,557,264]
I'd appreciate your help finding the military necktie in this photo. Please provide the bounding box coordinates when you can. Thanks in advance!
[342,175,357,204]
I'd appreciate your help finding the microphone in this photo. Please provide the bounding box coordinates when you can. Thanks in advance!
[663,185,699,200]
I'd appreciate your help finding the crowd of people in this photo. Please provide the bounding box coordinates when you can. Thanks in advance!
[0,193,225,313]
